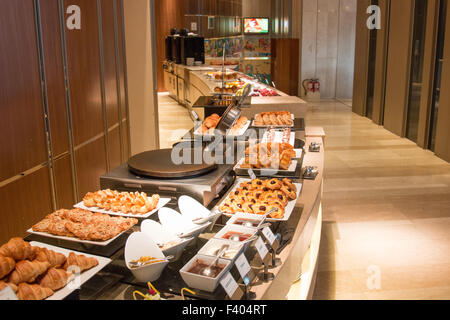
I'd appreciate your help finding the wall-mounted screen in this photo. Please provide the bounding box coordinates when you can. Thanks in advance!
[244,18,269,34]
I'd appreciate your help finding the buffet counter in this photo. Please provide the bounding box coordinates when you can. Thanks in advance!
[163,62,307,121]
[69,130,325,301]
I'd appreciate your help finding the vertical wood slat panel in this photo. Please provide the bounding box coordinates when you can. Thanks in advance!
[117,0,131,161]
[0,167,53,244]
[371,0,390,125]
[64,0,106,147]
[352,0,371,116]
[75,137,107,200]
[434,3,450,162]
[0,0,49,182]
[38,0,70,158]
[416,0,439,148]
[101,0,120,129]
[54,155,75,209]
[383,0,414,136]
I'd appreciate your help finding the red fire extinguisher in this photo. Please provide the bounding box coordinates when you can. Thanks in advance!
[302,79,315,96]
[313,79,320,93]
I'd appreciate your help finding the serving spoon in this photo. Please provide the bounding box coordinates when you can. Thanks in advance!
[201,244,229,277]
[241,207,277,229]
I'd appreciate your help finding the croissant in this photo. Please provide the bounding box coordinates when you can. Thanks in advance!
[17,283,53,300]
[35,247,67,268]
[8,260,50,285]
[0,254,15,279]
[0,280,17,293]
[63,252,98,272]
[0,238,34,261]
[38,268,72,291]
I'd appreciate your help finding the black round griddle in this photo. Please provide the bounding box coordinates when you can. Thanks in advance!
[127,149,217,179]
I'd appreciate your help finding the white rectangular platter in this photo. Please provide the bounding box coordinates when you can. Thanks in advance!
[27,226,129,247]
[234,158,298,173]
[261,131,296,147]
[29,242,111,300]
[251,113,295,128]
[194,121,251,138]
[214,178,302,222]
[73,197,171,219]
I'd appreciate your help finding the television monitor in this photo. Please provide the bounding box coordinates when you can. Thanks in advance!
[244,18,269,34]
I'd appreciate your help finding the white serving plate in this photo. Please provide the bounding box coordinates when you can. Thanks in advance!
[27,226,129,247]
[180,254,232,293]
[214,178,303,222]
[198,239,244,262]
[158,208,211,239]
[73,197,171,219]
[124,232,169,283]
[178,196,221,225]
[140,219,193,261]
[251,113,295,128]
[193,121,251,138]
[294,149,303,159]
[261,131,296,147]
[29,242,111,300]
[234,158,298,173]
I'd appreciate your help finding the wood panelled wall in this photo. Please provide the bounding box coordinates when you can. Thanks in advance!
[0,0,130,244]
[435,2,450,162]
[155,0,186,92]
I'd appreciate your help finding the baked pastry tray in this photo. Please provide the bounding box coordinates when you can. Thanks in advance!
[251,113,295,128]
[27,226,130,247]
[212,178,302,222]
[30,242,111,300]
[73,197,171,219]
[233,159,299,177]
[193,120,251,139]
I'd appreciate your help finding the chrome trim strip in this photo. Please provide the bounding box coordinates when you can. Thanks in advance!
[34,0,58,210]
[58,0,79,201]
[97,0,111,172]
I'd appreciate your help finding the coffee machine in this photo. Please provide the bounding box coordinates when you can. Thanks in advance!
[165,28,205,65]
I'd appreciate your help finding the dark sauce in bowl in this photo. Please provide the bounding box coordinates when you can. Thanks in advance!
[187,260,225,278]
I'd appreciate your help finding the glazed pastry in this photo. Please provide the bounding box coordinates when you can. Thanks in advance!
[242,202,255,214]
[282,178,297,193]
[17,283,53,300]
[0,255,15,279]
[63,252,98,273]
[35,247,67,268]
[218,203,235,214]
[266,203,284,219]
[38,268,73,291]
[281,185,297,200]
[0,281,17,293]
[8,260,51,284]
[265,178,282,190]
[251,179,265,190]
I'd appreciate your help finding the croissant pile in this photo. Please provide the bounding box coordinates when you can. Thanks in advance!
[254,111,293,126]
[83,189,160,215]
[218,178,298,219]
[240,142,296,170]
[199,114,248,135]
[0,237,99,300]
[32,208,138,241]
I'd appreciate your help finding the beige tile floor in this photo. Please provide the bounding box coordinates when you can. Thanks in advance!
[157,95,450,300]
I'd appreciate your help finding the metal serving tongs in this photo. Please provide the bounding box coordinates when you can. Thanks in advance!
[214,83,252,136]
[128,255,174,269]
